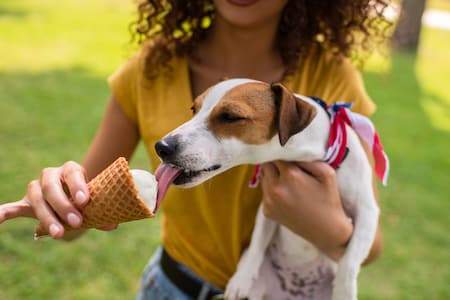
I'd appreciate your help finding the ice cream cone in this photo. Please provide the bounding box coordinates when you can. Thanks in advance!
[34,157,154,238]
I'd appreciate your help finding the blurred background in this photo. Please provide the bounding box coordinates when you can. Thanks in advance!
[0,0,449,299]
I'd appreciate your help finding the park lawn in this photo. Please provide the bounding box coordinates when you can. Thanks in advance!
[0,1,449,299]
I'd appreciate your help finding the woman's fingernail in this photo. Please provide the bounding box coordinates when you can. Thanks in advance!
[75,191,87,205]
[49,224,61,236]
[67,212,81,227]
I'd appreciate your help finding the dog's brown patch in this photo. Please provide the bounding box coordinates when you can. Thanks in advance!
[271,83,317,145]
[191,88,210,114]
[208,82,277,144]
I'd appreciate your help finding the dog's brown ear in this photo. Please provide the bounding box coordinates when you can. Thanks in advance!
[271,83,317,146]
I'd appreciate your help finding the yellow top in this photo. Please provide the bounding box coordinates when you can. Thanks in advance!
[108,49,376,289]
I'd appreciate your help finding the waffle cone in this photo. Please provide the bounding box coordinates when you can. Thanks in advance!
[35,157,154,238]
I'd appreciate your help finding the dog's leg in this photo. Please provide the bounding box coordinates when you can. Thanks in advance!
[225,205,277,300]
[332,203,379,300]
[332,169,379,300]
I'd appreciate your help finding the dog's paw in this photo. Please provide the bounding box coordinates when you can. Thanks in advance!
[224,275,251,300]
[332,271,358,300]
[225,270,261,300]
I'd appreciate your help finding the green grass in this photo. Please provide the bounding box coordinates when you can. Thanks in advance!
[0,1,159,299]
[1,1,449,299]
[358,27,450,300]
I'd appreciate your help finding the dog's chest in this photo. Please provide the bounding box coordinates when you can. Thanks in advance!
[263,227,337,299]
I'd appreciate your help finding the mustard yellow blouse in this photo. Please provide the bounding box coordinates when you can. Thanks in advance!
[108,49,375,289]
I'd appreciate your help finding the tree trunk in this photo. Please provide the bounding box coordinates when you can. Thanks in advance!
[391,0,427,51]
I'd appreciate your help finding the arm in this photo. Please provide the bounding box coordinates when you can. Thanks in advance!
[83,96,140,180]
[260,140,383,264]
[0,96,140,240]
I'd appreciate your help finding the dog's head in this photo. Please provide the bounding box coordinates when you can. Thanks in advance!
[154,79,317,197]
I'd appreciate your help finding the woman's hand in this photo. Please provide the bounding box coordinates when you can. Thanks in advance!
[260,160,353,261]
[0,161,116,240]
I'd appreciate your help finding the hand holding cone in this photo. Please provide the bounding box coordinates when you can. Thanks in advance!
[35,157,156,238]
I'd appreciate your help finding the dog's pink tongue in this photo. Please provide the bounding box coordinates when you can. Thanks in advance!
[154,164,183,213]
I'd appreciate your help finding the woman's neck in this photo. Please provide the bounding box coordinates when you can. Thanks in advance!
[189,14,285,90]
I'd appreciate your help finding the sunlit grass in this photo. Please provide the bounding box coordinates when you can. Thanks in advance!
[0,0,135,74]
[417,27,450,132]
[364,28,450,133]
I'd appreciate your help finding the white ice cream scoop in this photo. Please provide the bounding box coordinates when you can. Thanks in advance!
[130,169,158,213]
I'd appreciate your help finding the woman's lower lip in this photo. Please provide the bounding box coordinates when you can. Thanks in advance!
[226,0,259,7]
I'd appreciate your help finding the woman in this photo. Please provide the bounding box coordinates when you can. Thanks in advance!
[0,0,391,298]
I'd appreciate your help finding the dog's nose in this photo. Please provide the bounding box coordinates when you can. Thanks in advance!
[155,139,178,160]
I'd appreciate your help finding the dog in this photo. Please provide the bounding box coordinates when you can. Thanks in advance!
[154,78,389,300]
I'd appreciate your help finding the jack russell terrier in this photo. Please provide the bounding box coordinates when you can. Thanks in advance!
[154,79,389,300]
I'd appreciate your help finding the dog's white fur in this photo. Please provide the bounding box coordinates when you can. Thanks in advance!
[156,79,379,300]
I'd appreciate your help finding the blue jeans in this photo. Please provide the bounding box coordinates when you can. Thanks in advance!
[135,248,223,300]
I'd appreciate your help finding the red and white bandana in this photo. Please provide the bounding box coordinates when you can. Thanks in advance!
[249,99,389,188]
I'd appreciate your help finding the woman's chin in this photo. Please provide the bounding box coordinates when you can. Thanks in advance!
[213,0,288,29]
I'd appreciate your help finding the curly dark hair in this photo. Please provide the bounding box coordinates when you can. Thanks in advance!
[130,0,392,79]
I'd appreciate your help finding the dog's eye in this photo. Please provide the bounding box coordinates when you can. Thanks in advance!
[218,112,245,123]
[190,105,196,115]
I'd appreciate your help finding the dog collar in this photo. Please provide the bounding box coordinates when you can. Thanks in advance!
[249,97,389,188]
[311,97,389,186]
[311,97,352,170]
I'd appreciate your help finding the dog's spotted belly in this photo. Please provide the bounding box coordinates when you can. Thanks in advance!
[259,233,337,300]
